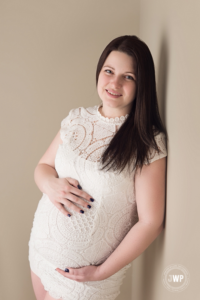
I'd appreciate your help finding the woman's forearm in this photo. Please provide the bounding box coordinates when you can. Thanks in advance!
[98,221,163,280]
[34,163,58,194]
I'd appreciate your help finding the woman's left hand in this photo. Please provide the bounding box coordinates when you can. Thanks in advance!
[55,265,103,282]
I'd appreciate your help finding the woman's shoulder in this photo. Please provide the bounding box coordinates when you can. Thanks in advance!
[144,129,167,165]
[61,105,99,127]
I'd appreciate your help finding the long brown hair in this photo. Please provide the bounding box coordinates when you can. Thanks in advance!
[96,35,168,174]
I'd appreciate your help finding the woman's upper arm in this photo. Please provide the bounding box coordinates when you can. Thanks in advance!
[134,156,167,229]
[36,109,73,168]
[37,129,63,168]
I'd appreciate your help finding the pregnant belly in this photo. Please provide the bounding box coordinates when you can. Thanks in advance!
[30,192,136,270]
[29,194,114,269]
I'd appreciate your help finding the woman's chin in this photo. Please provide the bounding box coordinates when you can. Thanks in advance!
[101,98,120,108]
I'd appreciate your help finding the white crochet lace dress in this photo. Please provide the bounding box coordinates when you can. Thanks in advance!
[28,104,167,300]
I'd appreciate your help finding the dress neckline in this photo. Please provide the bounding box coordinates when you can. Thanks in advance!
[96,104,129,125]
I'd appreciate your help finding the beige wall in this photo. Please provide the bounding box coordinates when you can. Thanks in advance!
[1,1,200,299]
[0,1,139,299]
[130,1,200,300]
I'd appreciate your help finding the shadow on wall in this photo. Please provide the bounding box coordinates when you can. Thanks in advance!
[139,32,169,300]
[157,33,169,129]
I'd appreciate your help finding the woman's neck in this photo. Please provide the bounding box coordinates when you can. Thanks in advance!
[99,104,130,119]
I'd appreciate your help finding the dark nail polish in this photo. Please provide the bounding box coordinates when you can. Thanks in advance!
[77,184,82,189]
[80,210,84,214]
[67,214,71,217]
[90,198,94,202]
[65,268,69,272]
[87,205,91,209]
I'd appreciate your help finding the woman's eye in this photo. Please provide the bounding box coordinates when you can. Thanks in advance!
[105,69,112,74]
[125,75,134,80]
[104,70,135,81]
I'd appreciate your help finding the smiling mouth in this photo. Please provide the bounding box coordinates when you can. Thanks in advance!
[105,89,122,96]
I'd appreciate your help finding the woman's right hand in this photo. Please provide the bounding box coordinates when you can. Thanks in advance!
[45,176,94,217]
[34,129,94,216]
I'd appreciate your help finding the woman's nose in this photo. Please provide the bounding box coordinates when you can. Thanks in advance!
[110,76,122,88]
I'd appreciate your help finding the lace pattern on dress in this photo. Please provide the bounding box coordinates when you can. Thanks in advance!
[28,104,167,300]
[60,105,167,165]
[144,132,167,164]
[60,105,129,163]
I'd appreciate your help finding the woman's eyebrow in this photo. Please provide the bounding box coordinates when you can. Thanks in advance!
[103,65,136,75]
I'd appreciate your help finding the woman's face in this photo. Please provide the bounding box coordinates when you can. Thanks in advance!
[97,50,137,114]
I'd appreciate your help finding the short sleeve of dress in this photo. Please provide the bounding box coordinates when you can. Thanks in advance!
[144,131,167,165]
[60,108,74,143]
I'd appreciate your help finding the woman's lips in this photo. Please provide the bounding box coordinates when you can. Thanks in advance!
[105,89,122,98]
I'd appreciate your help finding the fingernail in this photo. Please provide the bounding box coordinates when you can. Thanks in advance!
[65,268,69,272]
[67,214,71,217]
[90,198,94,202]
[80,210,84,214]
[77,184,82,189]
[87,205,91,209]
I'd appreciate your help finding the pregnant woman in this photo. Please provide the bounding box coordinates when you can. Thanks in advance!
[28,35,168,300]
